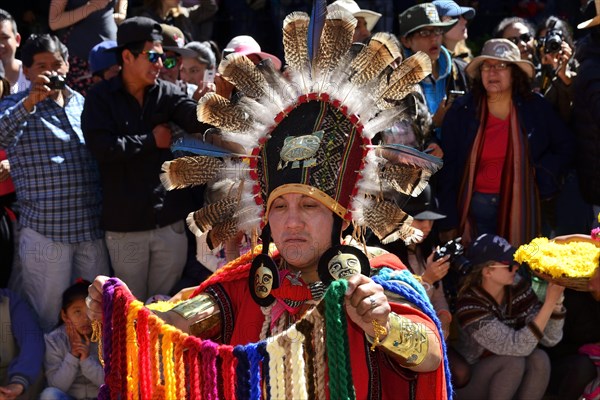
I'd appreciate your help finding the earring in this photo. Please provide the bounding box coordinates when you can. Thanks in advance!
[247,224,279,306]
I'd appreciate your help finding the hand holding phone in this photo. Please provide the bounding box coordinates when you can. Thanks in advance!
[203,68,215,86]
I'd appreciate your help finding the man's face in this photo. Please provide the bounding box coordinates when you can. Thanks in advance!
[354,17,370,43]
[124,41,163,86]
[0,20,20,64]
[23,51,68,82]
[402,26,444,62]
[268,192,334,272]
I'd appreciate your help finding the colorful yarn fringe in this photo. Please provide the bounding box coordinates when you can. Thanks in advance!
[97,278,354,400]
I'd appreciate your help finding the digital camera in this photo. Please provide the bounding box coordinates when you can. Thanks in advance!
[48,75,66,90]
[538,20,563,55]
[433,237,472,276]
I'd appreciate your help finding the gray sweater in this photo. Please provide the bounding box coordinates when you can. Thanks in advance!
[454,279,565,365]
[44,326,104,399]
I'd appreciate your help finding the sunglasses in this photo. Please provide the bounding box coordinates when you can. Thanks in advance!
[414,28,445,38]
[163,56,179,69]
[506,33,532,45]
[489,261,520,272]
[480,62,510,72]
[137,50,167,64]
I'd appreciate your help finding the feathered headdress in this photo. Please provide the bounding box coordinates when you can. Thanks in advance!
[160,4,441,297]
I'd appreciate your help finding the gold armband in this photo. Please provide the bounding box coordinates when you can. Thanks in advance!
[171,294,222,340]
[378,312,429,366]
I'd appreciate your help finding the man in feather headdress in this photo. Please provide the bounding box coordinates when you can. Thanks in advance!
[87,6,452,400]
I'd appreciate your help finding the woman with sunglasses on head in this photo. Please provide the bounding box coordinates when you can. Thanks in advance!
[436,38,574,248]
[453,233,565,400]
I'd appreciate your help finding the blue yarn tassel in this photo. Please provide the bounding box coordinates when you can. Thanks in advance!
[233,345,251,399]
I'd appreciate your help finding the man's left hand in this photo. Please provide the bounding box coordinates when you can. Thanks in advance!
[344,274,390,339]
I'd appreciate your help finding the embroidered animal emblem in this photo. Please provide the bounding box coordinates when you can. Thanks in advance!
[278,130,324,170]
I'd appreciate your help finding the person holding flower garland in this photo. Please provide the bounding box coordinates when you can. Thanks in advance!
[453,233,565,400]
[86,4,453,399]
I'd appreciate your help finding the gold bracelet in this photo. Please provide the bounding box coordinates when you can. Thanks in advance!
[370,320,388,351]
[377,312,429,366]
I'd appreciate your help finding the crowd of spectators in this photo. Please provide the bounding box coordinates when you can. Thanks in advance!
[0,0,599,399]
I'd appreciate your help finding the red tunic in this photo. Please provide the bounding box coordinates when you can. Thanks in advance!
[202,253,447,400]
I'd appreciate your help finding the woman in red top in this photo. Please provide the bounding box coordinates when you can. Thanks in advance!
[437,38,574,246]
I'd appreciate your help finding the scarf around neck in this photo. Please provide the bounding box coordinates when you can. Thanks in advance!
[457,98,540,246]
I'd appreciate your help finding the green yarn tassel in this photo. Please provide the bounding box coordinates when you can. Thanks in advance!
[324,280,356,400]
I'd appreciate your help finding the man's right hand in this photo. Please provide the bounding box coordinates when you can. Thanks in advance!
[87,276,133,321]
[23,73,56,112]
[153,124,173,149]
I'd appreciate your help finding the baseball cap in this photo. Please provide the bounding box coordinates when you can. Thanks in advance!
[398,3,457,37]
[88,40,118,75]
[402,184,446,221]
[223,35,282,70]
[113,17,163,51]
[161,24,186,51]
[173,41,216,67]
[467,234,517,267]
[432,0,476,20]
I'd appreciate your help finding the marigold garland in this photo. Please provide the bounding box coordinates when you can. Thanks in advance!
[514,237,599,279]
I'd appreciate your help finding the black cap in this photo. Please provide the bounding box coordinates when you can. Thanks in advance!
[467,234,516,267]
[114,17,163,50]
[403,184,446,221]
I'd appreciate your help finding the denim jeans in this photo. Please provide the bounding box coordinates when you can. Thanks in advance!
[469,192,500,236]
[39,387,76,400]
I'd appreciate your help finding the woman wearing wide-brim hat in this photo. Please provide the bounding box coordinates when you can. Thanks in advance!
[436,38,574,248]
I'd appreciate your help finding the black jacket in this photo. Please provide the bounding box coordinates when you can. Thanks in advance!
[573,34,600,205]
[82,76,210,231]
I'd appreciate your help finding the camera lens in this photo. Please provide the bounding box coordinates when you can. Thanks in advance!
[544,31,563,54]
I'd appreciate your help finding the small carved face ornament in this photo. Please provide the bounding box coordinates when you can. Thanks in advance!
[254,265,274,298]
[328,253,361,280]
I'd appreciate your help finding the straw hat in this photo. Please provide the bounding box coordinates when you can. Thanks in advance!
[329,0,382,32]
[465,38,535,79]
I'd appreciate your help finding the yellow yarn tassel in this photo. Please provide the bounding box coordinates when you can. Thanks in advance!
[91,320,103,368]
[126,303,141,400]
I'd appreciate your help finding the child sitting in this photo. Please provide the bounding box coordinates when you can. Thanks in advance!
[40,280,104,400]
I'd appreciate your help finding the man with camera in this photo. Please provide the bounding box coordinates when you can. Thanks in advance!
[0,34,109,332]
